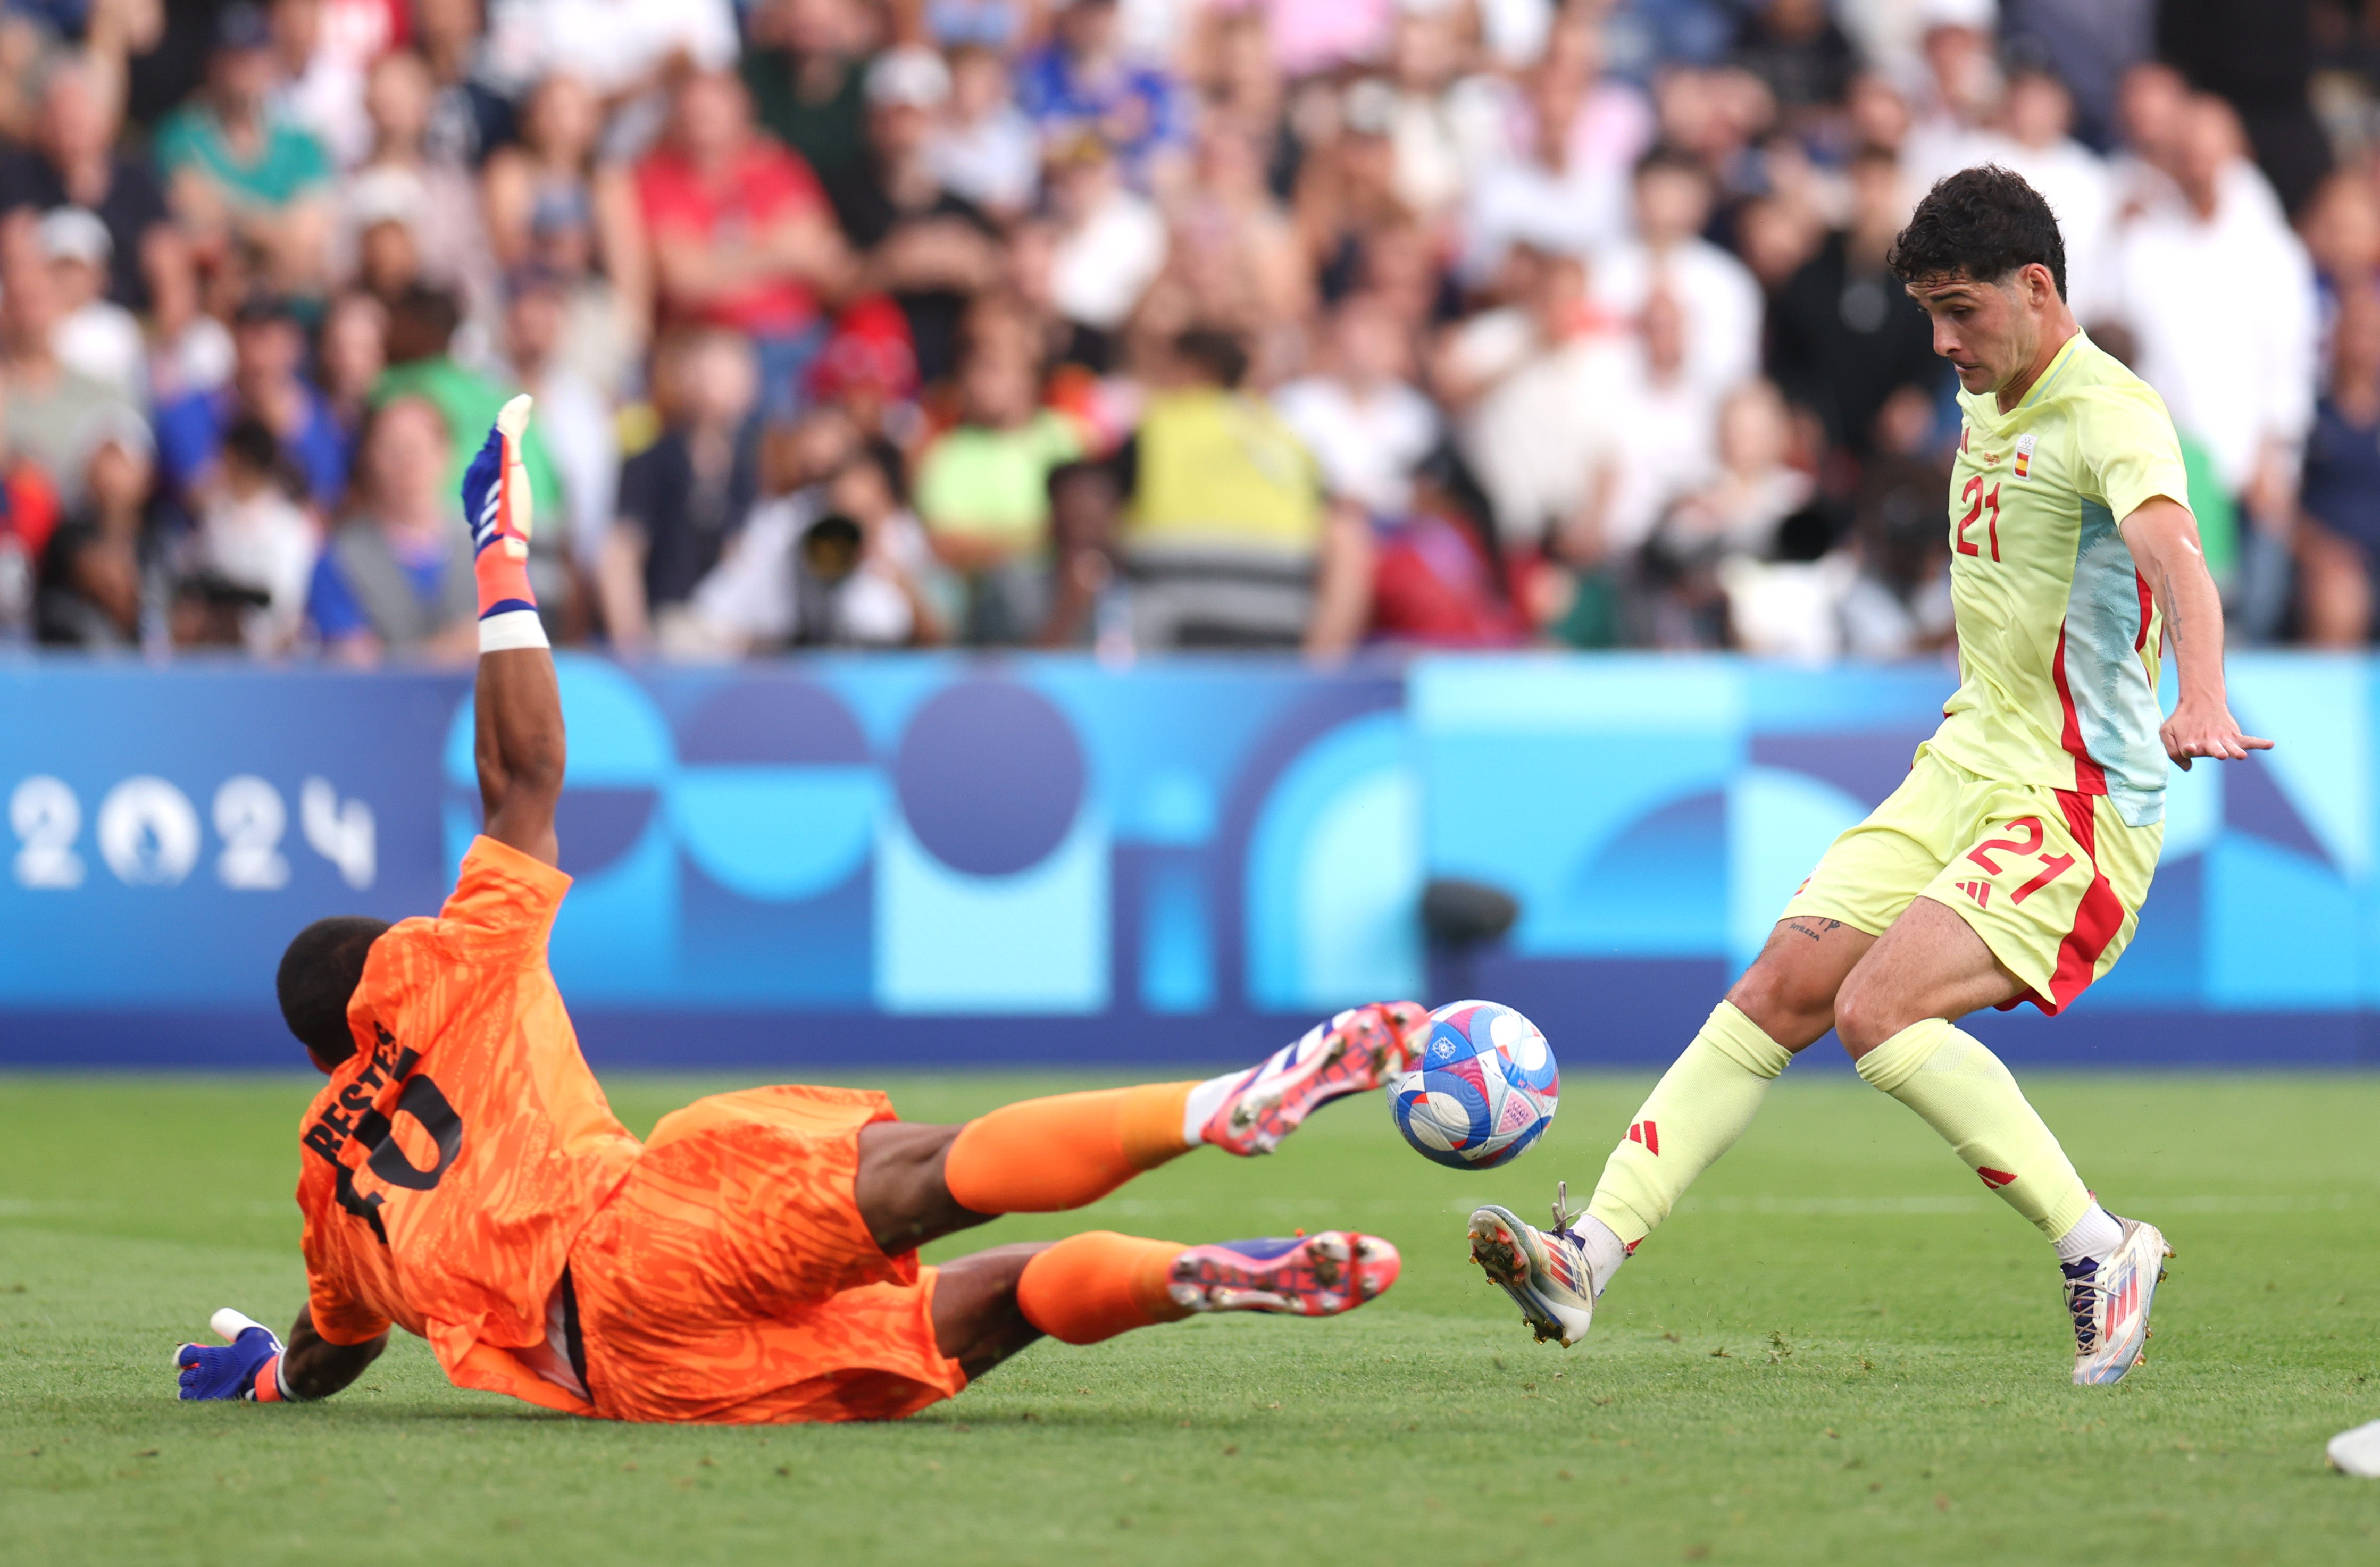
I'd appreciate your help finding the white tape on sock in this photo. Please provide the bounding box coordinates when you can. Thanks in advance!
[479,609,549,653]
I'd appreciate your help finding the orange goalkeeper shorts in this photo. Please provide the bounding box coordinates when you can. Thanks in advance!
[568,1085,968,1425]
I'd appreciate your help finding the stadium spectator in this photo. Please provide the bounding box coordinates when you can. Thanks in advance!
[154,4,335,297]
[0,52,176,312]
[1108,327,1369,655]
[413,0,514,168]
[1171,123,1312,375]
[1730,0,1857,124]
[599,329,762,656]
[2298,169,2380,357]
[480,72,650,344]
[1291,81,1406,312]
[1902,2,2003,196]
[1961,62,2119,322]
[841,46,1001,388]
[514,164,642,404]
[1033,455,1125,649]
[187,414,316,655]
[739,0,878,221]
[1440,248,1632,563]
[154,295,345,515]
[1375,4,1502,224]
[483,0,739,108]
[498,267,615,620]
[271,0,377,170]
[912,319,1081,643]
[1593,147,1763,398]
[316,290,388,445]
[1997,0,2156,149]
[1463,56,1626,284]
[31,416,141,649]
[685,437,943,651]
[1273,290,1438,519]
[1366,442,1528,648]
[1836,383,1956,659]
[306,393,476,664]
[1015,0,1191,196]
[637,68,850,413]
[2111,93,2317,639]
[1767,144,1943,460]
[375,283,563,535]
[339,48,497,341]
[41,206,145,404]
[928,43,1038,221]
[1042,132,1166,368]
[2158,0,2332,217]
[0,222,139,508]
[2298,282,2380,645]
[1605,286,1719,562]
[1643,378,1813,650]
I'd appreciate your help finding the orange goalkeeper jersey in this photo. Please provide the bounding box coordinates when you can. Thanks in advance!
[294,836,641,1412]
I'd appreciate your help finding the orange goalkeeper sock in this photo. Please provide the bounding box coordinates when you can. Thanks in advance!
[1016,1231,1191,1344]
[943,1083,1195,1213]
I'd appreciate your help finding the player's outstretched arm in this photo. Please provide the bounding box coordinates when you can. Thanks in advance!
[464,396,565,867]
[2121,496,2274,771]
[174,1306,385,1403]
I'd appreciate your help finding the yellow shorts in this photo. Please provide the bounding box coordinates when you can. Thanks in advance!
[1780,744,2161,1015]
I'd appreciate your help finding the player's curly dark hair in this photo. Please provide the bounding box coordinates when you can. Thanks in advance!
[278,917,390,1067]
[1888,164,2068,301]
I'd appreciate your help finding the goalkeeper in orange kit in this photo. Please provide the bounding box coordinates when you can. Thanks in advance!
[174,399,1414,1423]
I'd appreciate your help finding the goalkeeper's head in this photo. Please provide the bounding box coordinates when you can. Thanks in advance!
[278,917,391,1072]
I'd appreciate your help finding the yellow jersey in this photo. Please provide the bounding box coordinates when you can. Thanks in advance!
[1930,331,2191,828]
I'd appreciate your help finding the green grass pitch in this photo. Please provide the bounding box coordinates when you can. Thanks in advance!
[4,1068,2377,1565]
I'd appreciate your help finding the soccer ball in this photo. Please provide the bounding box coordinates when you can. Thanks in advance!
[1389,1000,1558,1170]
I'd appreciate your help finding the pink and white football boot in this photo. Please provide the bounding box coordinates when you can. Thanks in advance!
[2066,1213,2173,1385]
[1198,1002,1428,1156]
[1467,1186,1601,1348]
[1167,1232,1401,1317]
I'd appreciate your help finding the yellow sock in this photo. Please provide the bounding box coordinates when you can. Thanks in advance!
[1854,1019,2090,1240]
[1584,1001,1792,1246]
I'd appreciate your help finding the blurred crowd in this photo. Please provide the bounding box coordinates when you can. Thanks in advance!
[1,0,2376,663]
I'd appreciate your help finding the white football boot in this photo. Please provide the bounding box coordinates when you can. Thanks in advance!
[1467,1183,1600,1347]
[2065,1213,2173,1386]
[2327,1419,2380,1477]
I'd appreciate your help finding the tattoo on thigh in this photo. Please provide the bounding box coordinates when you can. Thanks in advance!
[1784,918,1843,943]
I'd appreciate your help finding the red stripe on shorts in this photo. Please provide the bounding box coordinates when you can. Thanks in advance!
[2133,571,2153,652]
[2039,787,2126,1013]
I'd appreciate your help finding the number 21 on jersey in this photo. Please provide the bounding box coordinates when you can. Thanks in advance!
[1957,475,2001,561]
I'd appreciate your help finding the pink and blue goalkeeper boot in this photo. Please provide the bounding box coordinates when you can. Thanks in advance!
[1199,1002,1429,1156]
[1168,1233,1402,1317]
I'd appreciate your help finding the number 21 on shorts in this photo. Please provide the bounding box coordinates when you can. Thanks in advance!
[1966,816,2073,904]
[1957,476,2001,561]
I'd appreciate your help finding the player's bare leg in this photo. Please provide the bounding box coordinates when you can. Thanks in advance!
[929,1244,1051,1379]
[1830,895,2023,1054]
[855,1121,981,1254]
[1725,915,1875,1050]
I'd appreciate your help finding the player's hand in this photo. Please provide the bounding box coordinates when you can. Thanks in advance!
[2160,697,2273,771]
[463,394,536,564]
[174,1309,286,1402]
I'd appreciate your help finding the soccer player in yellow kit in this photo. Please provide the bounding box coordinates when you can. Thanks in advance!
[1466,166,2273,1385]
